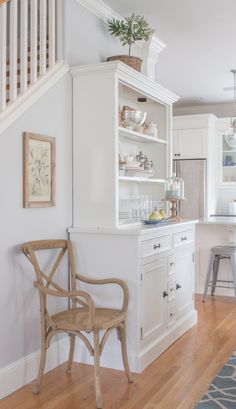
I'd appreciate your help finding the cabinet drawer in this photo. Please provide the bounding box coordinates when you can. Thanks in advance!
[173,229,194,248]
[141,235,172,258]
[166,305,176,328]
[167,255,176,276]
[167,280,176,302]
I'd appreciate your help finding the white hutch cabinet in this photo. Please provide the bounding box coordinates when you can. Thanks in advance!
[71,62,177,229]
[69,62,197,373]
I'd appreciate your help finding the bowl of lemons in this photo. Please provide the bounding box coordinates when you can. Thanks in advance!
[142,207,167,225]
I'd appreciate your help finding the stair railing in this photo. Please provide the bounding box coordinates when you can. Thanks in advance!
[0,0,63,113]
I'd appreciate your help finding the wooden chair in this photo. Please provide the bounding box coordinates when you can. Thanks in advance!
[22,239,133,408]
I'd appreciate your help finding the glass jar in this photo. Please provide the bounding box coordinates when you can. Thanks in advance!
[144,121,158,138]
[165,173,184,199]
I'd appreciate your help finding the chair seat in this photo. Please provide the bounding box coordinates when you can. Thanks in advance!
[52,307,127,331]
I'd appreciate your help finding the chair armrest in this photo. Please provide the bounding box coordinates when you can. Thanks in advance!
[76,274,129,312]
[34,282,95,332]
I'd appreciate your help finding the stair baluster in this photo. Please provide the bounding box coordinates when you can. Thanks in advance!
[10,0,18,103]
[0,0,63,115]
[0,2,7,112]
[20,0,28,93]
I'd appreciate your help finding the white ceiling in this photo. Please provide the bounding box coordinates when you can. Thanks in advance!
[104,0,236,106]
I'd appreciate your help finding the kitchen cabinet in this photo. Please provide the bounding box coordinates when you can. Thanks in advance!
[173,114,217,159]
[218,131,236,185]
[71,62,178,229]
[140,259,166,344]
[69,222,197,373]
[173,114,218,218]
[175,247,194,318]
[173,128,207,159]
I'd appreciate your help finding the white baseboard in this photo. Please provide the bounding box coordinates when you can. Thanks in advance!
[0,337,69,400]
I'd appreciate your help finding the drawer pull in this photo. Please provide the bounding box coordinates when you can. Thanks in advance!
[163,291,168,298]
[170,262,175,267]
[176,283,182,290]
[181,236,187,241]
[154,243,161,250]
[170,312,175,317]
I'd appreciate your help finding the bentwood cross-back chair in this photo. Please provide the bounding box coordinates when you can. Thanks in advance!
[22,239,133,408]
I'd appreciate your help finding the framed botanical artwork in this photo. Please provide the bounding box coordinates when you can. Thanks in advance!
[23,132,56,208]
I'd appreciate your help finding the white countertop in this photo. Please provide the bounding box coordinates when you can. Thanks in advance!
[69,219,198,236]
[199,217,236,225]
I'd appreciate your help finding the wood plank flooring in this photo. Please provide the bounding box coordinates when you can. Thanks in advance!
[1,295,236,409]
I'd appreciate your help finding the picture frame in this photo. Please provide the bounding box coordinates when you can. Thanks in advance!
[23,132,56,208]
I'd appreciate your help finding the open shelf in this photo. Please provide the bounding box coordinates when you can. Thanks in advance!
[119,176,166,183]
[119,127,167,145]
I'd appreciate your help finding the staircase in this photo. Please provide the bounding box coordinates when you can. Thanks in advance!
[0,0,67,133]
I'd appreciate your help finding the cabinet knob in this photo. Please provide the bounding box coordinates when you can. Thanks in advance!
[181,236,187,241]
[170,312,175,317]
[176,283,182,290]
[170,262,175,267]
[163,291,169,298]
[154,243,161,250]
[178,153,181,157]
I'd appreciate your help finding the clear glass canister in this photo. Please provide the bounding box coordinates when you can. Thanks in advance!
[165,173,184,199]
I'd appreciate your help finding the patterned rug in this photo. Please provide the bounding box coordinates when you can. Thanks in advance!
[195,351,236,409]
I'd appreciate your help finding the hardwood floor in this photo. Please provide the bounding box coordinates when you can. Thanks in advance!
[1,295,236,409]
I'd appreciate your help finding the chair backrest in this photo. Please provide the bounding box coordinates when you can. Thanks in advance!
[22,239,76,291]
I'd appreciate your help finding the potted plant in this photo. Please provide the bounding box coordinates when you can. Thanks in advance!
[107,13,154,72]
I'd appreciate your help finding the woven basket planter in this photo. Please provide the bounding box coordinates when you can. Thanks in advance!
[107,55,142,72]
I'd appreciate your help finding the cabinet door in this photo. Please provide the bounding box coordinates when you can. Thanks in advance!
[218,131,236,185]
[175,247,194,319]
[173,129,207,159]
[141,259,166,344]
[173,130,180,158]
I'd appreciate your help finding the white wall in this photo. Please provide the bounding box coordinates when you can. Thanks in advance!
[0,0,136,377]
[64,0,140,67]
[0,73,72,369]
[174,102,235,118]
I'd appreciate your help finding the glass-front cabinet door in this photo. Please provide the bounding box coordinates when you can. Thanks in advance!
[219,132,236,185]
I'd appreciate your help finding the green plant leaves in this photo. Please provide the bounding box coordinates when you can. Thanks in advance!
[107,13,154,56]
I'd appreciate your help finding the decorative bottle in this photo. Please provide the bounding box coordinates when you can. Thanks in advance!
[165,173,184,200]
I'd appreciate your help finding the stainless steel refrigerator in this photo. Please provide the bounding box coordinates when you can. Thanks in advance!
[173,158,207,219]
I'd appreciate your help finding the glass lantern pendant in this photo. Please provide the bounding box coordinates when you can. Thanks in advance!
[224,70,236,149]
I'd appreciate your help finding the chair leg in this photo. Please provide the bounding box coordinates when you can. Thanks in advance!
[231,253,236,297]
[93,331,103,409]
[211,256,220,295]
[67,334,75,373]
[33,345,47,394]
[203,251,214,302]
[117,323,134,383]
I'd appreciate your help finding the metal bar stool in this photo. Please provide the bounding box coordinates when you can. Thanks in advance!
[203,246,236,302]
